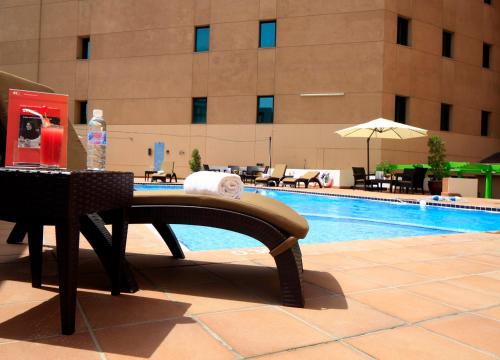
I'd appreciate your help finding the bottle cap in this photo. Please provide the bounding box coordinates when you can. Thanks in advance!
[93,109,103,118]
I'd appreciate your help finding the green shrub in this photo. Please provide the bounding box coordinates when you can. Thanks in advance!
[189,148,202,173]
[427,135,448,180]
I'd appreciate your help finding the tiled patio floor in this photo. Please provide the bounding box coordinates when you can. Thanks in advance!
[0,192,499,358]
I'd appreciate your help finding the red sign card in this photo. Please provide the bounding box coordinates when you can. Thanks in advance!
[5,89,68,167]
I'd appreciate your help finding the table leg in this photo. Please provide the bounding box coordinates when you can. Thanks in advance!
[55,218,80,335]
[27,224,43,288]
[7,223,28,244]
[111,208,128,296]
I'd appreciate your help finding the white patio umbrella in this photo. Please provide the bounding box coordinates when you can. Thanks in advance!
[335,118,428,173]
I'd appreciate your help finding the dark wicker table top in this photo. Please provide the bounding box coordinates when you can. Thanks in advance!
[0,168,134,222]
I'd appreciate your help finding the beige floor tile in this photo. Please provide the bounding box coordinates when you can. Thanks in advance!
[0,333,98,360]
[256,341,369,359]
[392,258,497,279]
[0,297,86,342]
[343,266,428,287]
[285,295,403,338]
[422,314,500,355]
[475,306,500,321]
[404,281,500,310]
[95,319,235,359]
[483,271,500,281]
[78,290,189,329]
[165,281,268,315]
[198,307,331,357]
[446,275,500,296]
[304,253,377,270]
[464,254,500,267]
[0,280,58,305]
[350,288,459,322]
[346,326,494,360]
[303,269,383,294]
[347,247,439,264]
[140,264,223,290]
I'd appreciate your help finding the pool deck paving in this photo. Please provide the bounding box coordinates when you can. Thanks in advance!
[0,185,499,359]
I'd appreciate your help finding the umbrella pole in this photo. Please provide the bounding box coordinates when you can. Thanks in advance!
[367,137,370,174]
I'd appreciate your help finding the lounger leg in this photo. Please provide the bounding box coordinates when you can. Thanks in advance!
[7,222,28,244]
[27,224,43,288]
[273,246,304,307]
[152,222,185,259]
[80,214,139,293]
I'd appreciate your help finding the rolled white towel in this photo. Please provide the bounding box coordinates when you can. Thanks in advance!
[184,171,244,199]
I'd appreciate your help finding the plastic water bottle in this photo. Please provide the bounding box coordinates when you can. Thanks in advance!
[86,109,107,170]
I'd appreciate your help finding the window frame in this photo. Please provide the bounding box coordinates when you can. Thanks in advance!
[259,20,276,49]
[481,110,490,137]
[394,95,407,124]
[396,16,410,46]
[76,100,88,124]
[194,26,210,52]
[256,96,274,124]
[442,30,453,58]
[440,103,451,131]
[483,43,491,69]
[77,36,90,60]
[192,97,208,124]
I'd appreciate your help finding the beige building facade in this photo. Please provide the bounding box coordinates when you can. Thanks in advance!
[1,0,499,178]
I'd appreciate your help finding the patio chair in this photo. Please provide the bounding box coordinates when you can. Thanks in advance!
[203,164,220,172]
[255,164,287,186]
[352,167,374,190]
[228,165,240,174]
[15,190,309,308]
[151,161,177,183]
[281,171,323,188]
[397,167,427,194]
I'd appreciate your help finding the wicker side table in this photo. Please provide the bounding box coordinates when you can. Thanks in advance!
[0,168,133,335]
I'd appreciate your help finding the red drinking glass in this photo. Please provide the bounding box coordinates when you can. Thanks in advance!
[40,125,64,168]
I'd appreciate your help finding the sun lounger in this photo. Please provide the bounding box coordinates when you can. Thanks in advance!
[151,161,177,182]
[13,190,309,307]
[281,171,323,188]
[255,164,287,187]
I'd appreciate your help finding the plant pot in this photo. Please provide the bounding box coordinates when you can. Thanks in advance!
[428,180,442,195]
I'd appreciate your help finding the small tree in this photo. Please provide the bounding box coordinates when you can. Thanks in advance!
[427,135,447,180]
[189,148,202,173]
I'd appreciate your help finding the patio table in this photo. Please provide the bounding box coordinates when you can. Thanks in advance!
[0,168,133,335]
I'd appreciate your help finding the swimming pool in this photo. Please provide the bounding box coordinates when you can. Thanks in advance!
[134,184,500,251]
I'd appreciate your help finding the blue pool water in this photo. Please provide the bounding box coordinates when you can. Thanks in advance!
[134,184,500,251]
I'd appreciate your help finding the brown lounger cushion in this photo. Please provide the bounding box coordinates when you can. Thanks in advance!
[133,190,309,239]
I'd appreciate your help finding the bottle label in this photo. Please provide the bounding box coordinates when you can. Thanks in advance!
[87,131,107,145]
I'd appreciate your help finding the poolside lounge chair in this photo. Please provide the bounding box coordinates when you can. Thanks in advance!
[13,190,309,307]
[255,164,287,186]
[281,171,323,188]
[203,164,220,172]
[352,167,374,190]
[151,161,177,183]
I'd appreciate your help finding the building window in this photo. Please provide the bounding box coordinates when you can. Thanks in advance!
[259,20,276,48]
[397,17,410,46]
[257,96,274,123]
[78,36,90,59]
[395,96,407,124]
[442,31,453,58]
[76,100,88,124]
[481,111,490,136]
[440,103,451,131]
[195,26,210,52]
[192,98,207,124]
[483,43,491,68]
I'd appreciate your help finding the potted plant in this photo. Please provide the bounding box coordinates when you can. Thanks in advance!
[427,135,448,195]
[375,160,392,179]
[189,148,202,173]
